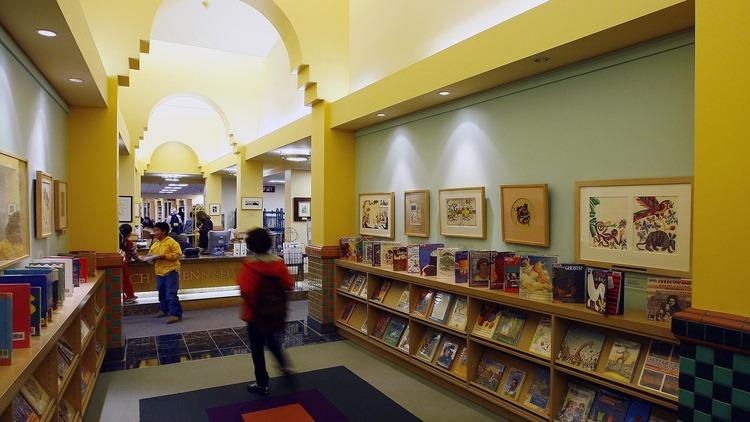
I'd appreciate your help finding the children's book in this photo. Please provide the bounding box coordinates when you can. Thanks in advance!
[502,368,526,400]
[13,394,39,422]
[474,353,506,392]
[397,325,410,353]
[446,296,468,331]
[435,337,461,369]
[0,293,11,365]
[503,255,520,294]
[646,278,691,322]
[557,325,606,371]
[558,383,597,422]
[492,309,527,346]
[523,368,550,412]
[606,270,625,315]
[451,346,468,379]
[624,399,652,422]
[528,316,552,358]
[469,250,493,288]
[0,284,31,348]
[339,237,361,262]
[396,290,410,313]
[407,245,421,274]
[638,340,679,397]
[491,252,514,290]
[362,240,374,265]
[437,248,459,279]
[419,244,443,276]
[412,290,435,318]
[30,287,42,336]
[340,271,356,291]
[586,268,608,315]
[349,273,367,296]
[428,291,454,324]
[603,338,642,383]
[589,389,630,422]
[416,330,443,362]
[339,303,355,323]
[392,246,408,271]
[21,376,51,415]
[382,318,407,347]
[519,255,557,302]
[553,264,586,303]
[371,314,391,339]
[371,280,391,303]
[372,242,382,267]
[58,399,78,422]
[454,250,469,283]
[380,243,400,268]
[472,302,502,338]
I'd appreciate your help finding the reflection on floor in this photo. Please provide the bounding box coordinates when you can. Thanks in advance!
[104,321,343,372]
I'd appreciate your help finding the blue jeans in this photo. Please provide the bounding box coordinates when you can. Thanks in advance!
[156,271,182,317]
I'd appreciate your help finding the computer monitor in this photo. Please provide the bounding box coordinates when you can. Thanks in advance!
[206,230,231,255]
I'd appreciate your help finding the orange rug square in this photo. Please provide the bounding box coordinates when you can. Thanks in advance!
[241,403,315,422]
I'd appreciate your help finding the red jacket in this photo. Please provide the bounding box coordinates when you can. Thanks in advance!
[236,255,294,322]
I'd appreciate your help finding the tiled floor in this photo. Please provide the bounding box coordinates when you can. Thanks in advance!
[103,321,343,372]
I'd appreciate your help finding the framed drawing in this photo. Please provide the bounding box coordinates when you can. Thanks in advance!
[0,151,30,268]
[209,203,221,215]
[54,180,68,230]
[404,190,429,237]
[575,177,692,278]
[241,197,263,210]
[500,184,549,247]
[438,187,486,239]
[118,195,133,223]
[35,171,54,239]
[293,197,311,221]
[359,192,395,238]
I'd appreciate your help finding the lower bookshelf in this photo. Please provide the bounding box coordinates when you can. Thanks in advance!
[334,260,679,422]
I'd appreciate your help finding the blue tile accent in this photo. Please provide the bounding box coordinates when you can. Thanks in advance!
[687,322,706,340]
[158,352,190,365]
[725,330,742,349]
[714,383,732,403]
[706,326,725,344]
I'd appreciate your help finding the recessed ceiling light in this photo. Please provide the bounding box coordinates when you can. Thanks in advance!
[267,179,285,184]
[36,29,57,37]
[438,91,450,96]
[533,57,550,64]
[68,78,84,83]
[376,113,386,117]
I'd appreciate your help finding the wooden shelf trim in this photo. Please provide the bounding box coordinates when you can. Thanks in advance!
[335,289,368,304]
[40,397,56,422]
[368,300,409,317]
[470,336,551,368]
[410,315,467,337]
[58,355,80,395]
[410,355,467,383]
[468,382,548,422]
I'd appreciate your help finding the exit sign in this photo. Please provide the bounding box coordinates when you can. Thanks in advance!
[263,186,275,193]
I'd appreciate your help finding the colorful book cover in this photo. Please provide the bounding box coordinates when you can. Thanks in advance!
[428,291,453,324]
[419,243,443,276]
[357,279,369,299]
[58,338,75,363]
[392,246,408,271]
[349,273,367,296]
[519,255,556,302]
[27,264,65,308]
[407,245,421,274]
[524,368,550,412]
[35,258,73,297]
[380,242,400,268]
[528,316,552,358]
[12,394,39,422]
[382,318,407,346]
[413,290,435,317]
[647,407,676,422]
[624,399,652,422]
[553,264,586,303]
[371,280,391,303]
[396,290,410,313]
[446,296,468,331]
[416,330,443,362]
[502,368,526,400]
[437,247,459,279]
[558,383,598,422]
[371,315,391,339]
[491,252,514,290]
[0,293,11,365]
[340,271,356,291]
[606,270,625,315]
[339,236,361,262]
[468,250,493,288]
[503,255,520,293]
[646,278,691,322]
[474,353,506,392]
[435,337,460,369]
[451,346,468,379]
[491,309,527,346]
[372,242,382,267]
[0,284,31,348]
[638,340,679,397]
[586,268,608,315]
[557,325,606,371]
[454,250,469,283]
[21,376,51,415]
[5,268,55,309]
[30,287,41,336]
[472,302,502,338]
[362,240,374,265]
[589,389,631,422]
[397,325,410,353]
[339,303,355,323]
[0,274,52,324]
[603,338,642,383]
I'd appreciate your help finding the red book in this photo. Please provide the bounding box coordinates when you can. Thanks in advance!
[606,271,625,315]
[78,257,88,283]
[491,252,514,290]
[0,284,31,348]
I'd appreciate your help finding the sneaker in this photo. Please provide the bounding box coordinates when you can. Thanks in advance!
[246,382,269,395]
[166,316,182,324]
[155,311,167,318]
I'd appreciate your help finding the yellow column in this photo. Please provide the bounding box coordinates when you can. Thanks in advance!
[68,77,119,252]
[117,152,136,226]
[693,1,750,317]
[134,165,143,220]
[236,151,264,232]
[204,173,223,228]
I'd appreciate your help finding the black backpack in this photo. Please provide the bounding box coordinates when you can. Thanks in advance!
[253,274,287,333]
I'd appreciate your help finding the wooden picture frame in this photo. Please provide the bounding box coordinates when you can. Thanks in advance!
[209,203,222,215]
[241,197,263,210]
[575,177,693,278]
[359,192,395,238]
[438,187,486,239]
[500,184,549,247]
[0,150,30,268]
[293,197,311,221]
[54,180,68,230]
[118,195,133,223]
[404,190,429,237]
[35,171,54,239]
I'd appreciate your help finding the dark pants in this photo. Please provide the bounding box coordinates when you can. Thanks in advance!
[156,270,182,317]
[247,322,286,387]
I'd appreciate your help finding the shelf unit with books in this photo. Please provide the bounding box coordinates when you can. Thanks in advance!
[367,307,409,355]
[334,260,678,421]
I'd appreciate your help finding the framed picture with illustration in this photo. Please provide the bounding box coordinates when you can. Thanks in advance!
[209,203,222,215]
[241,197,263,210]
[35,171,54,239]
[500,184,549,247]
[575,177,692,278]
[54,180,68,230]
[404,190,429,237]
[438,187,486,239]
[359,192,394,238]
[0,151,30,268]
[118,195,133,223]
[293,197,311,221]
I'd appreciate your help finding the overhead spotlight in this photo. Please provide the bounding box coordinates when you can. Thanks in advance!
[376,113,386,117]
[36,29,57,37]
[282,155,309,162]
[438,91,450,96]
[68,78,84,83]
[267,179,285,184]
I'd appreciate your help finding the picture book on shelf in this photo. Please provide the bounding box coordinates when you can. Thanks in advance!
[647,407,677,422]
[519,255,557,302]
[416,330,443,362]
[407,245,421,274]
[419,244,443,276]
[553,264,586,303]
[413,290,435,318]
[606,270,625,315]
[523,368,550,412]
[339,303,355,323]
[437,247,458,279]
[349,273,367,296]
[371,280,391,303]
[13,394,39,422]
[503,255,520,293]
[357,281,369,299]
[392,246,408,271]
[428,291,453,324]
[472,302,502,338]
[397,325,410,353]
[528,316,552,358]
[492,309,527,346]
[646,278,692,322]
[454,250,469,283]
[340,271,356,291]
[396,290,410,313]
[469,250,493,288]
[638,340,679,397]
[0,284,31,348]
[362,240,374,264]
[474,353,506,392]
[340,237,361,262]
[558,383,597,422]
[586,268,608,315]
[502,368,526,400]
[21,376,51,415]
[58,399,78,422]
[0,293,11,365]
[382,318,407,347]
[558,325,606,371]
[371,314,391,339]
[30,287,42,336]
[491,252,514,290]
[624,399,652,422]
[589,389,631,422]
[603,338,642,383]
[381,243,400,268]
[451,346,468,379]
[58,338,74,363]
[446,296,468,331]
[372,242,382,267]
[435,337,460,369]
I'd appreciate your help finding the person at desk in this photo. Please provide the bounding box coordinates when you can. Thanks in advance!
[195,210,213,253]
[169,209,183,234]
[148,222,183,324]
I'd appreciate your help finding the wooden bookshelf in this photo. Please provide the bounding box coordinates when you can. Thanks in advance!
[334,260,678,421]
[0,271,107,420]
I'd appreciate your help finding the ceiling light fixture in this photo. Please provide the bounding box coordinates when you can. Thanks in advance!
[68,78,84,83]
[267,179,285,184]
[36,29,57,37]
[376,113,386,117]
[282,155,309,162]
[438,91,450,96]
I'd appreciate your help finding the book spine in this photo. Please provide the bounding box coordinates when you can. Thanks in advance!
[0,294,11,365]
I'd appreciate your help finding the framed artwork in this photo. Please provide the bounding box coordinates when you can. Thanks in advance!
[293,197,311,221]
[54,180,68,230]
[404,189,429,237]
[35,171,54,239]
[359,192,395,238]
[0,151,30,268]
[575,177,692,278]
[241,197,263,210]
[500,184,549,247]
[209,203,221,215]
[439,187,486,239]
[118,195,133,223]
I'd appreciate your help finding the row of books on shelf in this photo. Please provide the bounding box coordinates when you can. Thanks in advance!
[340,237,692,322]
[12,368,86,422]
[557,382,676,422]
[0,254,93,366]
[474,349,549,413]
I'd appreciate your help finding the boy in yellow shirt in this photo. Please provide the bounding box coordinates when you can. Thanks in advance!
[148,222,183,324]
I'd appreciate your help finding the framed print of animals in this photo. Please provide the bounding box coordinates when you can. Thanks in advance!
[0,151,30,268]
[54,180,68,230]
[359,192,395,238]
[575,177,692,278]
[500,184,549,247]
[35,171,54,239]
[438,187,486,239]
[404,190,429,237]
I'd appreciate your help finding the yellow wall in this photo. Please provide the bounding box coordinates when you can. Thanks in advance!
[204,173,223,227]
[284,169,311,244]
[692,0,749,317]
[145,141,202,175]
[236,155,264,231]
[117,152,136,226]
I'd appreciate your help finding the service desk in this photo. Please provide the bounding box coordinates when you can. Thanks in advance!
[128,255,245,292]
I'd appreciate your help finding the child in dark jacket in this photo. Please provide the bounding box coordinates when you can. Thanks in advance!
[236,228,295,395]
